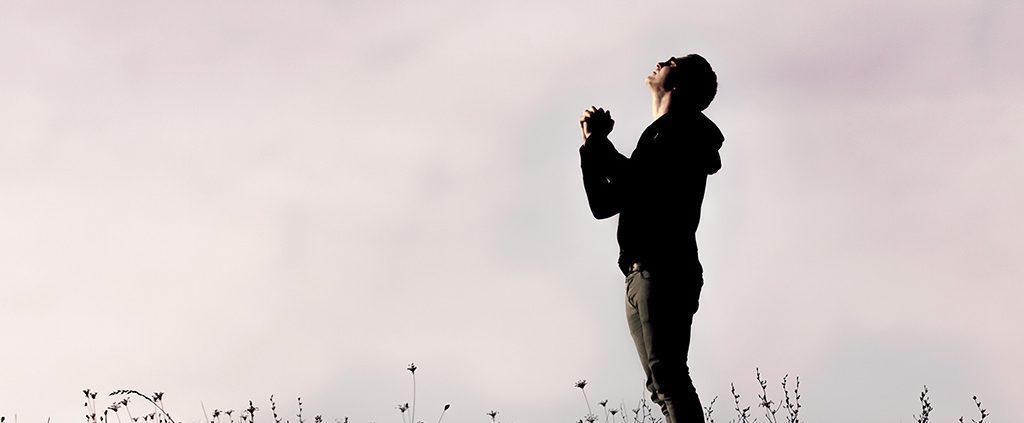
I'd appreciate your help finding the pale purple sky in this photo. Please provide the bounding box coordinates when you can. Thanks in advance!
[2,1,1022,422]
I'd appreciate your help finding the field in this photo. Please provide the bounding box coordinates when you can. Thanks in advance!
[8,365,986,423]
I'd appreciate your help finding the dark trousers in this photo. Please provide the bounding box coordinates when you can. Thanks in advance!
[625,261,704,423]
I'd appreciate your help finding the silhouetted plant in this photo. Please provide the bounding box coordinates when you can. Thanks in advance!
[406,363,417,423]
[436,403,450,423]
[960,395,990,423]
[83,389,100,423]
[636,397,659,423]
[730,383,752,423]
[245,400,258,423]
[108,391,174,423]
[781,375,800,423]
[397,403,409,423]
[269,395,281,423]
[914,385,933,423]
[56,366,994,423]
[755,368,782,423]
[702,395,717,423]
[575,379,593,416]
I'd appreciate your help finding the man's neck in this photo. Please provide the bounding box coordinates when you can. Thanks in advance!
[651,92,700,121]
[650,90,673,121]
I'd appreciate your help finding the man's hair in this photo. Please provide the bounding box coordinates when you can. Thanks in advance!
[667,54,717,111]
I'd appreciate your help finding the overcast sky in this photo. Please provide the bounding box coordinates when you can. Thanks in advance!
[2,1,1022,422]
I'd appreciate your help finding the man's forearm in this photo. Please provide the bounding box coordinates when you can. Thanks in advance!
[581,170,622,219]
[580,136,628,219]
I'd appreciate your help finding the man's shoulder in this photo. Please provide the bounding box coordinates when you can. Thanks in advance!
[663,112,723,144]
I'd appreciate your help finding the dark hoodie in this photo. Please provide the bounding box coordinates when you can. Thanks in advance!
[579,109,725,277]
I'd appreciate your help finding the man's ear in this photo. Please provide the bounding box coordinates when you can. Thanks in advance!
[667,78,680,92]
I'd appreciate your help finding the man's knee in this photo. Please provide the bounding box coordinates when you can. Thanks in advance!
[649,361,694,393]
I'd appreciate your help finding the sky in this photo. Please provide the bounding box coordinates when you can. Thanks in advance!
[1,0,1022,422]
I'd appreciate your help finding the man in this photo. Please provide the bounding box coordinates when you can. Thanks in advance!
[578,54,723,423]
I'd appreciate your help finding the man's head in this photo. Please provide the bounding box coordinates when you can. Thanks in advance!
[645,54,717,111]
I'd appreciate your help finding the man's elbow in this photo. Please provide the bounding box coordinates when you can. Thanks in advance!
[591,208,620,220]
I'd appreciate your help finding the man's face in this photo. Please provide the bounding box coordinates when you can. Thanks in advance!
[646,57,678,92]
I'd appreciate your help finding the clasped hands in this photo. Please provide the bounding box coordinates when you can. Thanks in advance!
[579,105,614,143]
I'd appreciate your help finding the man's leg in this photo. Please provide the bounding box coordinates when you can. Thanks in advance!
[633,267,704,423]
[625,270,668,419]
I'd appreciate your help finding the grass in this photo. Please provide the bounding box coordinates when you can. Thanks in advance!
[0,365,990,423]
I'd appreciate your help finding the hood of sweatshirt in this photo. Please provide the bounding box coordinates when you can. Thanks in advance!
[695,112,725,175]
[653,109,724,175]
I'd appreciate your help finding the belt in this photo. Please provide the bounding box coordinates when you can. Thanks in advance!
[628,260,696,273]
[626,260,704,279]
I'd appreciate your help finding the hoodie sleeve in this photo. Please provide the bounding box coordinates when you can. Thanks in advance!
[579,134,630,219]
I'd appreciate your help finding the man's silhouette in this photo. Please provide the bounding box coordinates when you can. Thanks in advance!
[578,54,723,423]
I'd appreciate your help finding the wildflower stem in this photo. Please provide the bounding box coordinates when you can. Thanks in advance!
[582,388,593,415]
[436,404,449,423]
[108,390,176,423]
